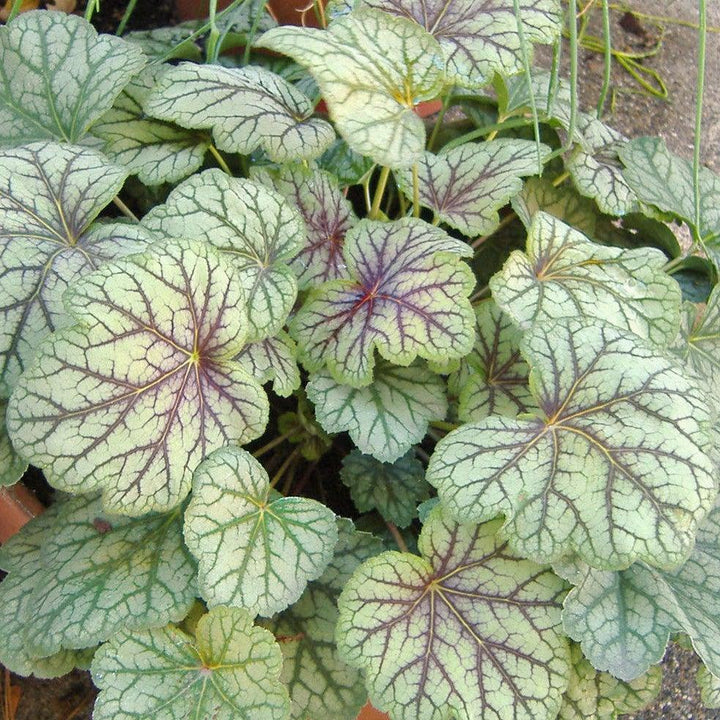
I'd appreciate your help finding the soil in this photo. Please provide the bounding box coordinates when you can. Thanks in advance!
[2,0,720,718]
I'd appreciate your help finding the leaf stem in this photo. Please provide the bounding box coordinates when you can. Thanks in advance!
[116,0,140,35]
[441,117,531,153]
[253,430,297,459]
[596,0,612,117]
[471,213,516,249]
[412,163,420,218]
[6,0,24,23]
[662,255,686,275]
[208,145,233,175]
[270,447,302,489]
[427,92,453,152]
[112,196,139,222]
[385,521,409,553]
[693,0,708,246]
[369,166,391,220]
[243,0,271,65]
[429,420,459,432]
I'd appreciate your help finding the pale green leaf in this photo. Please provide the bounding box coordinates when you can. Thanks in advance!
[698,664,720,709]
[336,506,570,720]
[319,138,374,186]
[24,495,197,656]
[0,502,96,677]
[145,62,334,162]
[307,360,447,463]
[235,332,301,397]
[291,218,475,387]
[0,401,25,486]
[142,170,303,339]
[427,320,715,570]
[559,643,661,720]
[490,211,681,347]
[184,446,338,617]
[366,0,560,87]
[621,136,720,248]
[92,65,210,185]
[255,10,445,168]
[7,239,268,515]
[563,500,720,681]
[0,142,156,396]
[262,518,384,720]
[340,449,429,527]
[395,139,549,236]
[0,11,145,146]
[451,299,535,422]
[91,606,290,720]
[123,26,202,60]
[252,164,357,289]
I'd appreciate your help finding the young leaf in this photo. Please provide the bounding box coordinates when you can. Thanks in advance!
[144,63,334,162]
[236,332,301,397]
[142,170,303,339]
[0,142,155,396]
[184,446,338,617]
[91,65,210,186]
[427,320,716,570]
[91,606,290,720]
[340,449,429,528]
[490,211,681,347]
[255,10,445,168]
[292,218,475,387]
[0,11,145,146]
[336,506,570,720]
[356,0,562,87]
[450,299,535,422]
[252,165,357,289]
[559,643,661,720]
[7,239,269,515]
[620,136,720,251]
[0,401,25,486]
[23,495,197,656]
[319,138,374,186]
[563,499,720,681]
[307,360,447,463]
[395,139,549,236]
[262,519,384,720]
[698,664,720,709]
[123,26,202,61]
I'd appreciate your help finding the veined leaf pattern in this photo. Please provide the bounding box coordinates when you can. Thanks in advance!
[336,506,570,720]
[145,62,334,162]
[0,142,154,396]
[235,332,301,397]
[427,320,715,570]
[7,239,269,515]
[0,400,25,486]
[184,446,338,617]
[292,218,475,387]
[698,664,720,709]
[256,10,445,168]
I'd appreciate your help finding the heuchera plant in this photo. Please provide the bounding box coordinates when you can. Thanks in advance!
[1,2,720,719]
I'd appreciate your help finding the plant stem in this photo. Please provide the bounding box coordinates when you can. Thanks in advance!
[206,0,221,63]
[427,92,453,152]
[6,0,24,23]
[441,117,532,152]
[270,447,302,489]
[566,0,579,154]
[471,213,516,249]
[112,196,139,222]
[208,145,233,175]
[412,163,420,218]
[469,284,491,303]
[596,0,612,117]
[385,521,409,553]
[253,430,297,458]
[430,420,459,432]
[243,0,271,65]
[116,0,140,35]
[662,255,686,275]
[369,166,391,220]
[693,0,708,246]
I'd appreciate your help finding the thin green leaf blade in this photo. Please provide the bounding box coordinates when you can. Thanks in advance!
[336,506,570,720]
[91,606,290,720]
[184,446,338,617]
[7,239,269,515]
[0,11,145,145]
[427,320,716,570]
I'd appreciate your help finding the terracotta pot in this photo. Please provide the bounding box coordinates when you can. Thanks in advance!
[175,0,323,26]
[0,484,44,544]
[356,701,390,720]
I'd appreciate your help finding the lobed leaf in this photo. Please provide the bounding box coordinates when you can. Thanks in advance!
[395,139,549,236]
[490,211,681,347]
[307,361,447,463]
[427,320,716,570]
[235,332,301,397]
[145,62,334,162]
[357,0,562,87]
[0,142,154,396]
[292,218,475,387]
[0,11,145,146]
[256,10,445,168]
[336,506,570,720]
[184,446,338,617]
[91,65,210,186]
[91,606,290,720]
[698,664,720,709]
[340,449,429,527]
[24,495,197,656]
[143,170,304,339]
[262,518,384,720]
[0,401,25,486]
[7,239,268,515]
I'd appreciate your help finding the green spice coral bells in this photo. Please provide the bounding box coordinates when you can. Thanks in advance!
[1,3,719,719]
